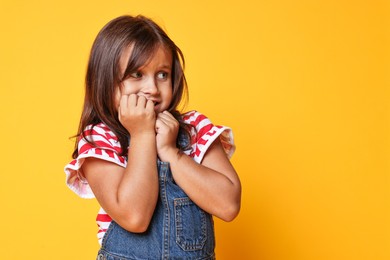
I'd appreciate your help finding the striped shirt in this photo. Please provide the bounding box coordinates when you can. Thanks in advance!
[64,110,234,244]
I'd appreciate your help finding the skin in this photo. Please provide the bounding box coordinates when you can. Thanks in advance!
[82,45,241,233]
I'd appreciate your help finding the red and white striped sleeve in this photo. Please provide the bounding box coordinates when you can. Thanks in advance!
[182,110,235,164]
[64,123,127,199]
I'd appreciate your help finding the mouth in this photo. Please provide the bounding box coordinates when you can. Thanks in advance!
[153,102,160,110]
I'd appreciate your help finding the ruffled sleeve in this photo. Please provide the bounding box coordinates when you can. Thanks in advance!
[64,123,126,199]
[182,111,235,164]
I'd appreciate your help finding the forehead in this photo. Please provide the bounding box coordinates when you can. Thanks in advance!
[151,46,172,66]
[119,44,172,73]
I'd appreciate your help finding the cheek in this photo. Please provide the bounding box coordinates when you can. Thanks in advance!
[165,84,173,102]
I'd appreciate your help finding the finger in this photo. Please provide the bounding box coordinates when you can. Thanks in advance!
[136,95,147,108]
[157,113,171,124]
[156,115,169,127]
[119,95,129,114]
[158,112,177,124]
[162,112,177,122]
[155,118,164,132]
[128,94,138,107]
[162,110,175,119]
[157,115,179,132]
[146,99,155,111]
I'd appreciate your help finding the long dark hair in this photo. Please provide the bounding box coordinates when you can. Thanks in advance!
[72,15,191,158]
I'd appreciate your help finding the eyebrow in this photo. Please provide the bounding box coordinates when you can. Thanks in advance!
[159,64,172,70]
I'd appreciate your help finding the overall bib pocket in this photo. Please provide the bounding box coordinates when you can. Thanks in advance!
[174,197,208,251]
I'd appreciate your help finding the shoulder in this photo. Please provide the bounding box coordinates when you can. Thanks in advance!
[181,110,235,163]
[79,123,122,154]
[64,122,126,199]
[182,110,215,135]
[82,122,118,143]
[182,110,225,139]
[182,110,208,126]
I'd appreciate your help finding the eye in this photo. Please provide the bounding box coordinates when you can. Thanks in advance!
[130,71,142,78]
[157,71,168,80]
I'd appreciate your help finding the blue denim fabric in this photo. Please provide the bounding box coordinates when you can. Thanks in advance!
[97,138,216,259]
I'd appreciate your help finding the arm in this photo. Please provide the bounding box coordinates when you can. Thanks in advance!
[82,95,159,232]
[156,111,241,221]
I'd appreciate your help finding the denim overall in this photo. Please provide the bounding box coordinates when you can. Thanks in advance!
[97,135,216,260]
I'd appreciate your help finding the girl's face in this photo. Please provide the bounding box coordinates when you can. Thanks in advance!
[115,45,173,113]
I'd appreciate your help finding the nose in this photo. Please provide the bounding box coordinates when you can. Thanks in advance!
[142,77,159,96]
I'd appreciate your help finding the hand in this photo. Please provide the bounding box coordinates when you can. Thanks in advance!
[118,94,156,136]
[155,111,179,161]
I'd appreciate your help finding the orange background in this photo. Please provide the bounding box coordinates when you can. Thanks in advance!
[0,0,389,259]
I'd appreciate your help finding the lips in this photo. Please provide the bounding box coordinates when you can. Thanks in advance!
[148,98,162,111]
[153,102,161,111]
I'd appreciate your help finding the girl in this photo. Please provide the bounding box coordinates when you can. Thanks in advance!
[64,15,241,260]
